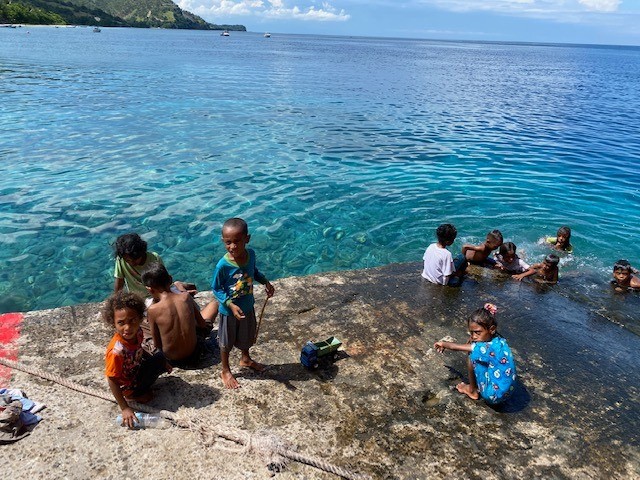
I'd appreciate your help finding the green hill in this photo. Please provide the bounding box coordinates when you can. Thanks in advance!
[0,0,246,30]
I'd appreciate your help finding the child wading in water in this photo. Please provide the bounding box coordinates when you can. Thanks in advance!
[494,242,529,275]
[212,218,275,389]
[545,226,573,253]
[462,230,503,266]
[435,304,517,405]
[514,253,559,284]
[103,291,171,428]
[611,260,640,292]
[421,223,468,286]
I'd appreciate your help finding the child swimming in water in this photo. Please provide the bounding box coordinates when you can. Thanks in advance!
[494,242,529,274]
[513,253,559,284]
[434,303,517,405]
[545,226,573,253]
[611,260,640,292]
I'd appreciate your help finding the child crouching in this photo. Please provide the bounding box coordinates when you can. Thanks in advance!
[434,303,517,405]
[103,291,171,428]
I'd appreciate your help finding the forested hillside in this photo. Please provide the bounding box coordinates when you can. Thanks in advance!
[0,0,246,30]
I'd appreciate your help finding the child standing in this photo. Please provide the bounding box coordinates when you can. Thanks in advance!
[421,223,467,286]
[546,226,573,253]
[611,260,640,291]
[212,218,275,389]
[142,262,208,369]
[513,254,559,284]
[462,230,503,266]
[434,304,517,405]
[494,242,529,274]
[103,291,171,429]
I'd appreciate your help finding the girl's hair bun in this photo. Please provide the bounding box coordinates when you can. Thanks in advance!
[483,303,498,315]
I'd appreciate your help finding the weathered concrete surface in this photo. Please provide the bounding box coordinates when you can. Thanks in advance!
[3,263,640,479]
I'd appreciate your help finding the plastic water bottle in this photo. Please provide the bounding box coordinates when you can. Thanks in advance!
[115,412,168,429]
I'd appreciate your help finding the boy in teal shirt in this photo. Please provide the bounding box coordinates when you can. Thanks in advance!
[212,218,275,389]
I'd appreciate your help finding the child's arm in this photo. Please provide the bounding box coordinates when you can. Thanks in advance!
[114,277,124,293]
[190,297,207,328]
[212,265,245,319]
[513,265,539,282]
[461,243,482,254]
[147,310,163,352]
[434,341,473,353]
[107,377,137,429]
[254,267,275,298]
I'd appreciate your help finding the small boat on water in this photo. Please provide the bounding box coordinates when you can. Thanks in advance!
[93,26,101,33]
[220,30,229,36]
[264,32,271,38]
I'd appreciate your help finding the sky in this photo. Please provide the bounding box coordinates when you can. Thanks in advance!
[177,0,640,45]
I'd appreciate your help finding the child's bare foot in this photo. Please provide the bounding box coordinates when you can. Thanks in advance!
[221,370,240,389]
[456,382,479,400]
[239,359,266,372]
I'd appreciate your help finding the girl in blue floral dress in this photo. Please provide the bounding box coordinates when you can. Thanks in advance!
[435,303,517,404]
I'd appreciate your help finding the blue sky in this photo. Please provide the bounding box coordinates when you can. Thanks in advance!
[178,0,640,45]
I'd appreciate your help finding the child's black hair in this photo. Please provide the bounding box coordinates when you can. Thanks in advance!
[436,223,457,244]
[487,230,503,244]
[468,304,498,332]
[545,253,560,266]
[557,226,571,241]
[222,217,249,235]
[499,242,516,257]
[613,259,632,272]
[114,233,147,260]
[102,291,145,327]
[141,262,172,289]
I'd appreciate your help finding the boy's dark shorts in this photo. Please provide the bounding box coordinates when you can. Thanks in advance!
[167,338,205,370]
[218,309,256,353]
[130,351,167,397]
[447,254,468,287]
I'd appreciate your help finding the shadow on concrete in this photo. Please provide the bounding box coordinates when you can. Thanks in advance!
[151,375,221,411]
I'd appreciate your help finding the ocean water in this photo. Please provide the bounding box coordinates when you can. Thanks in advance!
[1,27,639,325]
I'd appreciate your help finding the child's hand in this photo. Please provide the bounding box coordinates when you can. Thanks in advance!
[230,303,245,320]
[120,407,137,429]
[434,341,446,353]
[265,282,275,298]
[513,273,525,281]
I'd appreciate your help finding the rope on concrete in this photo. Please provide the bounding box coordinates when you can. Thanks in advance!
[0,356,369,480]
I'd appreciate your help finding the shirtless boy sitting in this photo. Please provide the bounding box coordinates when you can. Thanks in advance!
[462,230,504,266]
[142,262,207,369]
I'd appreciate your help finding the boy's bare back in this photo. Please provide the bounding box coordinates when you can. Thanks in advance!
[147,292,205,361]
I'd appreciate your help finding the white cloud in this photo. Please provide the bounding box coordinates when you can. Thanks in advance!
[178,0,350,21]
[419,0,622,15]
[578,0,620,12]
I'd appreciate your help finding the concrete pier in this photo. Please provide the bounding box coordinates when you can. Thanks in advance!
[3,263,639,478]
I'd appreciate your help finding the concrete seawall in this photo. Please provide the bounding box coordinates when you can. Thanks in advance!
[3,263,640,478]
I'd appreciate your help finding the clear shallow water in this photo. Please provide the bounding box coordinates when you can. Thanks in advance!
[1,28,639,323]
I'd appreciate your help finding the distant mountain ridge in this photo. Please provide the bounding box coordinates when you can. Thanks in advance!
[0,0,246,30]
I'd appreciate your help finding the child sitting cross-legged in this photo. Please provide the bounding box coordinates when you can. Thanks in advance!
[142,262,208,369]
[103,291,171,429]
[434,303,517,405]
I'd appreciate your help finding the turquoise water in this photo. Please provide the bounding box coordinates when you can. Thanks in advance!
[1,27,640,319]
